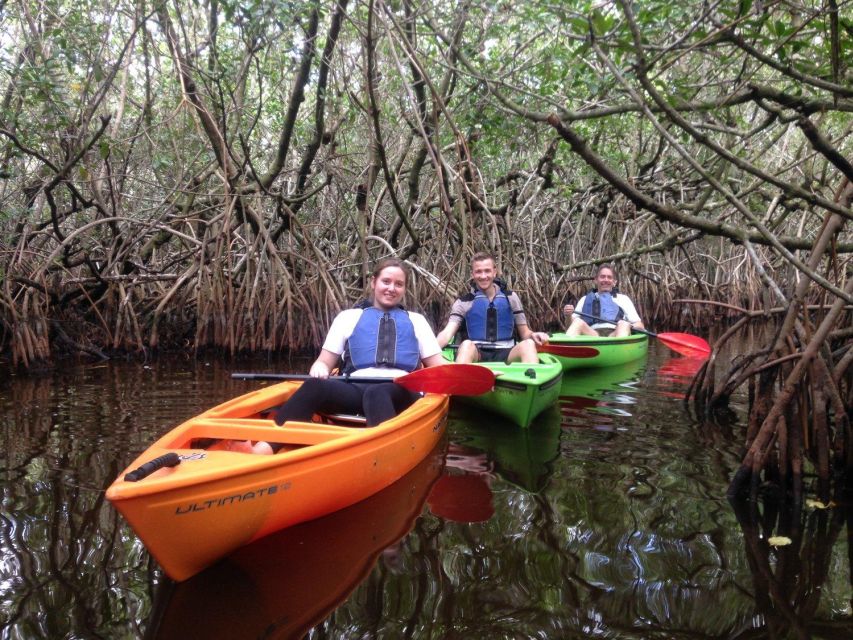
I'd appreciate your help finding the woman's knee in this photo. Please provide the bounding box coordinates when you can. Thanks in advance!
[362,384,398,426]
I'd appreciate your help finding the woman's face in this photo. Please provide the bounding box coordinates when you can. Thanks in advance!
[371,266,407,310]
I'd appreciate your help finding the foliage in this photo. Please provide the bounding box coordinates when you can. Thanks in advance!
[0,0,848,368]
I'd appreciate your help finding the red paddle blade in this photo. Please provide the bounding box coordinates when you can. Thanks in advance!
[395,364,496,396]
[656,332,711,357]
[539,344,599,358]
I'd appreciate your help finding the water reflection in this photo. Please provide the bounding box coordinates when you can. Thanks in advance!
[1,350,851,638]
[147,442,444,640]
[729,495,853,638]
[427,444,495,522]
[559,357,646,431]
[654,355,709,400]
[447,405,562,492]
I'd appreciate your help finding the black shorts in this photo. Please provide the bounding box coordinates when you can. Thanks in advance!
[477,345,513,363]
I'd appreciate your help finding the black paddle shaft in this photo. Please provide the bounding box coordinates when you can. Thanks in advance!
[231,373,402,383]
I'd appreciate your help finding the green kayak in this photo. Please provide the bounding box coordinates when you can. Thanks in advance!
[449,352,564,428]
[544,332,648,371]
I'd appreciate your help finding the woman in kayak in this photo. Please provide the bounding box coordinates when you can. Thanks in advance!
[236,258,445,454]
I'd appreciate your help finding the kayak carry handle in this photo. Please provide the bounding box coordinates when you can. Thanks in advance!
[124,452,181,482]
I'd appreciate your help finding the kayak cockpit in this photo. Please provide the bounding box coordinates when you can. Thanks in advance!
[163,418,361,454]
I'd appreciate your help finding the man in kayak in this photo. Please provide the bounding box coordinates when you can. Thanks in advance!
[562,264,644,337]
[235,257,446,454]
[436,251,549,364]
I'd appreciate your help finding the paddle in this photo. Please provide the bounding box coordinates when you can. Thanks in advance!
[572,312,711,357]
[231,363,496,396]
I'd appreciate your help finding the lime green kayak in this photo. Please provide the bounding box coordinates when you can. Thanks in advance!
[451,353,563,428]
[544,333,648,371]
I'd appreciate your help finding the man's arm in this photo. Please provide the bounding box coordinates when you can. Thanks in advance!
[510,293,548,345]
[563,294,586,320]
[436,299,466,348]
[516,323,549,345]
[617,295,645,329]
[435,320,460,348]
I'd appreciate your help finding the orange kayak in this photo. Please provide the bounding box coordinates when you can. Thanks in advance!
[106,381,449,581]
[149,441,445,639]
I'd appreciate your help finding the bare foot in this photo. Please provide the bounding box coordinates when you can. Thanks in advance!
[251,441,274,455]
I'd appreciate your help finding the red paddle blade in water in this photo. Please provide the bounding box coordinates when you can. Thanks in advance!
[427,473,494,523]
[656,332,711,357]
[538,344,600,358]
[395,364,496,396]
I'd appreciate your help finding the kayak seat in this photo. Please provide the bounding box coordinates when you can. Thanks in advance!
[319,413,368,427]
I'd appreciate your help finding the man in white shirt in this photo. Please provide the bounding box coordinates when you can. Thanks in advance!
[563,265,644,337]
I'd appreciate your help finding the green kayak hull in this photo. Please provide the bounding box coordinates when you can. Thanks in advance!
[453,353,563,428]
[547,333,648,371]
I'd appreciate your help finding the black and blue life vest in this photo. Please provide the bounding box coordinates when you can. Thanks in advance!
[463,282,515,342]
[346,305,420,372]
[579,289,624,324]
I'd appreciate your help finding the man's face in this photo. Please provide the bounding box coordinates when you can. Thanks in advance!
[595,268,616,292]
[471,258,497,293]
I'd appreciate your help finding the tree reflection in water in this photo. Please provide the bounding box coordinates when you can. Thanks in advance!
[729,494,852,639]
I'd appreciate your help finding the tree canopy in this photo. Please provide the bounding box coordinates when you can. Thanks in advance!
[0,0,849,365]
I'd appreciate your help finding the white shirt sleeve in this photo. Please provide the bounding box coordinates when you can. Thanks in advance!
[320,309,362,355]
[615,294,641,323]
[571,295,587,320]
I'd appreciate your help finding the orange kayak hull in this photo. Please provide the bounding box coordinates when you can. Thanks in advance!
[105,382,449,581]
[149,441,445,639]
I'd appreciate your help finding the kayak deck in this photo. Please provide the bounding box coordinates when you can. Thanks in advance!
[546,333,648,371]
[456,353,563,428]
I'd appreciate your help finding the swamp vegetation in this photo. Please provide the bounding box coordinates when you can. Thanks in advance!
[0,2,851,499]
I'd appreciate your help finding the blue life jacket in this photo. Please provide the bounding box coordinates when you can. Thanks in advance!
[580,290,624,324]
[464,286,515,342]
[346,307,420,371]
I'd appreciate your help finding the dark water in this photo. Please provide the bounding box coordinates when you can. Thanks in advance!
[1,346,851,639]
